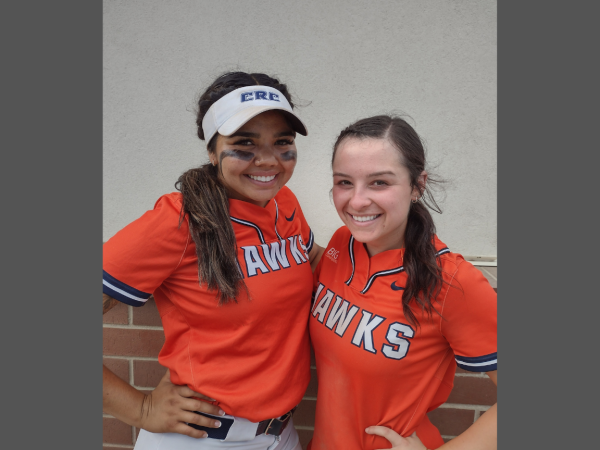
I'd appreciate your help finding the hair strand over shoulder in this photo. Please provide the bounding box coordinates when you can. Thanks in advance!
[176,164,247,304]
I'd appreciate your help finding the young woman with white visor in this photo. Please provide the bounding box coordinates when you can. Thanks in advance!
[103,71,323,450]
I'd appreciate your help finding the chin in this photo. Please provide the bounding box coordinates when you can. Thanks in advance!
[346,228,374,244]
[249,191,278,206]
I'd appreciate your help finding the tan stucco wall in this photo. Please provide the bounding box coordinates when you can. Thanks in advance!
[103,0,496,257]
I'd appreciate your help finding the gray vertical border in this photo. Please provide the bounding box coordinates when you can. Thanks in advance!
[500,1,595,447]
[2,0,102,447]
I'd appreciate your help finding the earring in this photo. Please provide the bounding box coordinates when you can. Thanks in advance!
[411,197,418,203]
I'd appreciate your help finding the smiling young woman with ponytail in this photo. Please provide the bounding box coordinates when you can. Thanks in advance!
[102,71,323,450]
[308,115,497,450]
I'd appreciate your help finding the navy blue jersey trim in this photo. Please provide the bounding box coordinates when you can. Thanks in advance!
[437,247,450,256]
[456,361,497,372]
[230,216,266,245]
[361,267,406,294]
[102,270,150,307]
[345,236,355,285]
[103,271,151,298]
[359,247,450,294]
[273,199,283,241]
[103,285,146,307]
[455,352,497,372]
[306,229,314,253]
[455,352,497,364]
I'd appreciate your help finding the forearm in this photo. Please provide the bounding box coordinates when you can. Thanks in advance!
[435,403,496,450]
[103,364,146,428]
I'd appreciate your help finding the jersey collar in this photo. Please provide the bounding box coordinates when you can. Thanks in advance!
[228,196,282,244]
[345,234,449,295]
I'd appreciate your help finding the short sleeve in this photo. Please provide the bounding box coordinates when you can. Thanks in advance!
[103,193,190,307]
[440,259,497,372]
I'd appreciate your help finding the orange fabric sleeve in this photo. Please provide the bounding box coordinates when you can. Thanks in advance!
[102,193,190,306]
[439,259,497,372]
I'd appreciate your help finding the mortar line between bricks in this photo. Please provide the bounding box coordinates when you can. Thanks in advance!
[129,359,134,385]
[103,445,135,449]
[103,324,164,330]
[294,425,315,430]
[455,372,486,377]
[103,355,159,361]
[103,414,114,418]
[474,410,481,421]
[439,403,491,411]
[128,305,133,325]
[302,396,317,401]
[441,435,457,440]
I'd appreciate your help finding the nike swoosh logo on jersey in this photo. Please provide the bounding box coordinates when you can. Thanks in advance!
[285,209,296,221]
[391,281,405,291]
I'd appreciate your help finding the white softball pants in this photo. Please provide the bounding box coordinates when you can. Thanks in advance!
[134,416,302,450]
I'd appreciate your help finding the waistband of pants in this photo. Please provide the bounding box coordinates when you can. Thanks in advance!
[187,407,297,442]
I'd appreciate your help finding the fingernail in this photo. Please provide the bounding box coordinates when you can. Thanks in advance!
[214,420,221,428]
[219,409,226,416]
[201,432,208,438]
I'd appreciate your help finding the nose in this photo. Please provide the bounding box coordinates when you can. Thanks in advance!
[254,145,278,167]
[348,185,371,211]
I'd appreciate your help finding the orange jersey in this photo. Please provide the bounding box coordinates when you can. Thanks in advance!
[103,186,314,422]
[309,227,497,450]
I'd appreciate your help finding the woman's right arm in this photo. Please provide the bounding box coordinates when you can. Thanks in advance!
[103,294,223,438]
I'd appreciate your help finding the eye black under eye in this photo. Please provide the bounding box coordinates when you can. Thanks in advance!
[223,149,254,161]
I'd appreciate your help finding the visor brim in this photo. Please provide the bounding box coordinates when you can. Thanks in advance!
[218,106,308,137]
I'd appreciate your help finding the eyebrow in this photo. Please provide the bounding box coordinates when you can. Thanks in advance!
[368,171,395,177]
[333,171,396,177]
[275,131,296,138]
[227,130,295,139]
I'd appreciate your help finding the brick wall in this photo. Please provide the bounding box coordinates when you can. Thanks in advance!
[103,266,497,449]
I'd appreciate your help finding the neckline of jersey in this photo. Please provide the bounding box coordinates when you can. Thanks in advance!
[347,232,448,293]
[228,195,276,219]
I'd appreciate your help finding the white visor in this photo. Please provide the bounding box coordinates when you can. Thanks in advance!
[201,85,308,145]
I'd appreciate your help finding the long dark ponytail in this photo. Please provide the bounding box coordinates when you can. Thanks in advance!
[175,72,296,305]
[332,115,446,327]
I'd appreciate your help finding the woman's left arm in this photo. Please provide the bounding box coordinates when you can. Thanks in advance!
[366,370,497,450]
